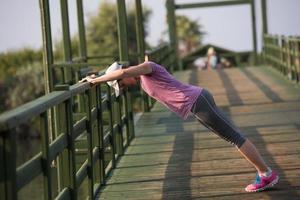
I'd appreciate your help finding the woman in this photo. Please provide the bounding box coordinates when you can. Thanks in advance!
[80,59,279,192]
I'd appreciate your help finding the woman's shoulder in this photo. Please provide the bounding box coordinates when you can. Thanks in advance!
[141,61,159,74]
[145,61,166,71]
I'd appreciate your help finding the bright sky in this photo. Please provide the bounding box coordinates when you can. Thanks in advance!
[0,0,299,53]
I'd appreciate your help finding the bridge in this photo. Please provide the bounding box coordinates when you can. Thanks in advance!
[1,0,300,199]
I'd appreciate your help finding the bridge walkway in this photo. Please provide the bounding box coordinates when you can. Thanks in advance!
[97,66,300,199]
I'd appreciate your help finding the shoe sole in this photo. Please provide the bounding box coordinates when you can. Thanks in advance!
[245,176,279,193]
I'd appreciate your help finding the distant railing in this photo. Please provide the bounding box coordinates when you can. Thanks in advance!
[263,34,300,84]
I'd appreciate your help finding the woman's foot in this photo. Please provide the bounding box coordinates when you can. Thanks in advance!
[245,170,279,192]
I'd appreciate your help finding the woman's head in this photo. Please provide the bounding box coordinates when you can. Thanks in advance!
[106,62,139,93]
[118,64,139,87]
[118,77,138,87]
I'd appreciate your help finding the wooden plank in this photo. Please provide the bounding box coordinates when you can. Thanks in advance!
[96,66,300,199]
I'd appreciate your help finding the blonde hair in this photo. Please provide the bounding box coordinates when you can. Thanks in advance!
[207,47,215,56]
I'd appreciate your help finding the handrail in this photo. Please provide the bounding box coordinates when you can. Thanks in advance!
[0,91,69,132]
[263,34,300,84]
[0,75,135,199]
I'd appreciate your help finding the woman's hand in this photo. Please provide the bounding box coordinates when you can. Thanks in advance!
[79,75,97,86]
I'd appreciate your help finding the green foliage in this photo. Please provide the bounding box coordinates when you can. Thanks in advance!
[53,36,80,62]
[0,49,43,113]
[0,80,8,112]
[176,15,205,54]
[0,48,42,80]
[7,64,45,110]
[86,1,151,64]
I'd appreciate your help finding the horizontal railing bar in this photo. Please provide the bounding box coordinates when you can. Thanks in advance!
[113,124,119,134]
[93,183,101,198]
[52,62,90,69]
[72,56,87,63]
[76,160,88,187]
[73,113,85,121]
[49,133,68,161]
[75,146,101,187]
[73,117,87,139]
[55,187,71,200]
[105,161,113,176]
[16,153,42,190]
[0,91,68,132]
[101,99,108,110]
[121,115,127,125]
[146,44,169,55]
[87,55,118,59]
[103,133,111,147]
[91,107,97,122]
[175,0,251,9]
[93,147,100,164]
[69,82,90,96]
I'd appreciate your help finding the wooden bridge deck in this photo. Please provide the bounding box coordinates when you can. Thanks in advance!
[97,66,300,200]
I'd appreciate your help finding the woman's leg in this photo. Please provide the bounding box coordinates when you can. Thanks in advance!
[191,89,269,173]
[238,139,268,174]
[191,89,279,191]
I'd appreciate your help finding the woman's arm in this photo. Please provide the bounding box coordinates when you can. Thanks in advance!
[83,62,152,85]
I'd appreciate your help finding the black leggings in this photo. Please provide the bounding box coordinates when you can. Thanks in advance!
[191,89,246,148]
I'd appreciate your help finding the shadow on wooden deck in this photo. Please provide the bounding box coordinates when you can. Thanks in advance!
[97,66,300,200]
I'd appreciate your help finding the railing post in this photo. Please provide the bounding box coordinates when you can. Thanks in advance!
[250,0,258,64]
[114,96,124,156]
[65,98,77,199]
[124,88,135,140]
[296,38,300,83]
[0,134,5,199]
[281,35,287,75]
[85,89,94,199]
[1,130,17,200]
[143,52,151,111]
[135,0,145,63]
[60,0,73,83]
[116,0,129,62]
[287,37,292,80]
[95,85,105,185]
[261,0,268,35]
[166,0,178,71]
[76,0,87,61]
[39,0,56,146]
[135,0,149,112]
[39,0,54,93]
[116,0,135,139]
[40,112,52,199]
[76,0,88,113]
[107,86,116,169]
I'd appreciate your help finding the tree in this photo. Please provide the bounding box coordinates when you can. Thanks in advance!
[0,48,42,80]
[176,15,205,55]
[86,1,151,65]
[7,64,44,109]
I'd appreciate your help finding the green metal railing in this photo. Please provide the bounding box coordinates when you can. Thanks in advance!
[263,34,300,84]
[0,77,136,199]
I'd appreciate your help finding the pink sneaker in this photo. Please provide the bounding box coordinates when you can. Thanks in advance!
[245,170,279,192]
